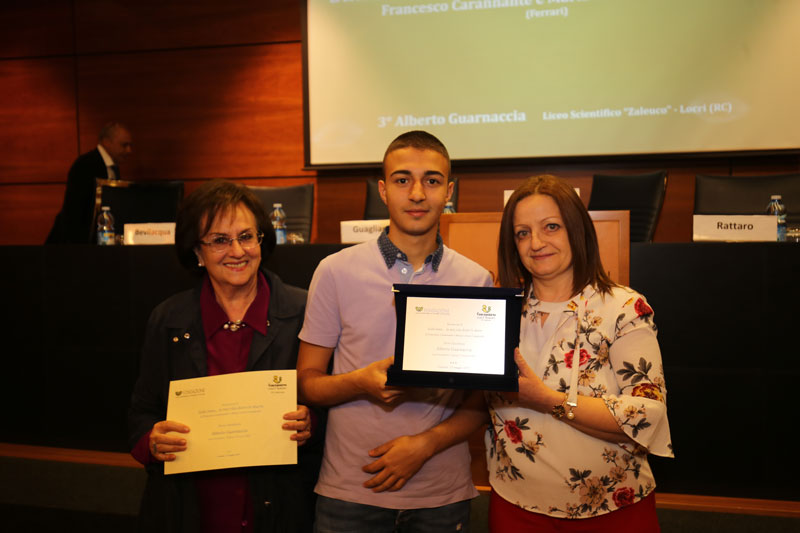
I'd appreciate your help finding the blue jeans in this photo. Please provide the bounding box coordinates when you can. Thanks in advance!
[314,495,471,533]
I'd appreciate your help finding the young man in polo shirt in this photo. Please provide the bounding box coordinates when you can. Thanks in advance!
[297,130,493,531]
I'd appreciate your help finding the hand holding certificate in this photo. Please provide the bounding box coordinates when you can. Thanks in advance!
[163,370,298,475]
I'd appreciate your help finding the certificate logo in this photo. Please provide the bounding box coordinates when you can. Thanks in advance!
[174,388,204,397]
[477,303,497,320]
[268,374,288,389]
[412,305,449,315]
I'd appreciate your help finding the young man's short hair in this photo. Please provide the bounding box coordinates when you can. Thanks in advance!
[382,130,451,179]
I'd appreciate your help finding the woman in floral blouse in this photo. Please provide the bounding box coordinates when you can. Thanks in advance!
[486,175,673,531]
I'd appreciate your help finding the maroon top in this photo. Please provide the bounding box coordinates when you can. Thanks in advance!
[132,272,270,533]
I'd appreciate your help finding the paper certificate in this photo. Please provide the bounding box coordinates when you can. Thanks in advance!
[164,370,297,475]
[402,296,507,375]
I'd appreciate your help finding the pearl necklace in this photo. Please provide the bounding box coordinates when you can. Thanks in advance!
[223,320,246,332]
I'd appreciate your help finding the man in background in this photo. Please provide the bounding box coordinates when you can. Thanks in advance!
[47,121,133,243]
[298,130,492,531]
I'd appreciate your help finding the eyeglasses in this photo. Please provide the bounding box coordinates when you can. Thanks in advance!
[198,232,264,253]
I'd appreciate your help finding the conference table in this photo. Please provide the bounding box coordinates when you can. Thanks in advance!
[1,242,798,502]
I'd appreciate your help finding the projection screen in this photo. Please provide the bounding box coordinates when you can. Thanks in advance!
[304,0,800,166]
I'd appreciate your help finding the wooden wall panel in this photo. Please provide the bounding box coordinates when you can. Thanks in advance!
[316,176,373,243]
[0,0,73,59]
[74,0,301,53]
[731,154,800,176]
[0,58,78,184]
[0,184,65,244]
[1,2,798,245]
[457,170,595,212]
[181,176,317,197]
[652,170,696,243]
[76,43,308,180]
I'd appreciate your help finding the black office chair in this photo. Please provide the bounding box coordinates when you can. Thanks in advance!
[363,177,459,220]
[94,179,184,237]
[694,173,800,225]
[248,183,315,243]
[587,171,667,243]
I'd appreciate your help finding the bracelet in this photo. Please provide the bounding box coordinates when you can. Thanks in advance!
[551,393,576,420]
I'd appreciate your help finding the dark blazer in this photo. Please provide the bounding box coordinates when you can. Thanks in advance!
[128,268,319,533]
[47,148,110,244]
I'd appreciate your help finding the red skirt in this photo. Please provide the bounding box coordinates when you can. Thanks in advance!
[489,488,660,533]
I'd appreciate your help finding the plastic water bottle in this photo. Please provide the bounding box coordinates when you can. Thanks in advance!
[443,201,456,214]
[766,195,786,242]
[96,206,115,245]
[270,202,287,245]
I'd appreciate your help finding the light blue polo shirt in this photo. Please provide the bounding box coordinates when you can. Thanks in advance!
[299,230,493,509]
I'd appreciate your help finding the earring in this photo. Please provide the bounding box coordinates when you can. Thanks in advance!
[198,261,204,267]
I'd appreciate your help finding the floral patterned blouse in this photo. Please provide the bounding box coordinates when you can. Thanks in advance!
[485,285,673,519]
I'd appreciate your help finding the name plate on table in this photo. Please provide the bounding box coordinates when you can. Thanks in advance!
[386,284,523,391]
[123,223,176,245]
[693,215,777,242]
[340,219,389,243]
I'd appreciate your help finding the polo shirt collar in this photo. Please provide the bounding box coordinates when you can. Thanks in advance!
[377,227,444,272]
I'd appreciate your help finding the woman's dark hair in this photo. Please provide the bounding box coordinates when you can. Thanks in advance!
[497,175,616,298]
[175,179,276,272]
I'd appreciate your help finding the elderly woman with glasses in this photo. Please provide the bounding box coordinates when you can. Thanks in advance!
[128,180,317,533]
